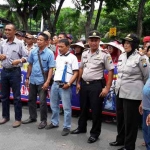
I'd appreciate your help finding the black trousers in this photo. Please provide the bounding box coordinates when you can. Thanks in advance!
[116,94,141,150]
[78,80,104,138]
[28,83,47,121]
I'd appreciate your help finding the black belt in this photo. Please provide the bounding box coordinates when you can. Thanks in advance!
[55,81,67,84]
[3,67,20,71]
[82,79,103,84]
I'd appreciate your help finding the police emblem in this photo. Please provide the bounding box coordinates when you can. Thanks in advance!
[93,32,96,36]
[141,58,147,67]
[107,56,112,64]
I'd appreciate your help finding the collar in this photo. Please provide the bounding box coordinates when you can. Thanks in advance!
[60,51,70,56]
[38,47,47,54]
[6,36,18,44]
[88,48,100,55]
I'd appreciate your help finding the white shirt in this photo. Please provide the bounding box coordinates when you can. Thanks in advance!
[54,52,79,82]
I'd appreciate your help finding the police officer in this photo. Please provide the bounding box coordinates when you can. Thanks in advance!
[109,34,149,150]
[71,30,114,143]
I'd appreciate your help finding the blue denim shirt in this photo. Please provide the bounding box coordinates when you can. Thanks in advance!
[28,47,55,85]
[142,69,150,111]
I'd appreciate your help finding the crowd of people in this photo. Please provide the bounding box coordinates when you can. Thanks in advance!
[0,23,150,150]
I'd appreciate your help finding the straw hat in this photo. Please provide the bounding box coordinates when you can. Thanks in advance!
[71,42,85,49]
[105,41,125,52]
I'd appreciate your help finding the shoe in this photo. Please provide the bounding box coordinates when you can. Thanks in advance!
[22,118,37,124]
[38,121,47,129]
[0,118,10,125]
[109,141,124,146]
[87,136,98,143]
[61,128,70,136]
[45,123,58,130]
[12,121,21,128]
[70,128,86,134]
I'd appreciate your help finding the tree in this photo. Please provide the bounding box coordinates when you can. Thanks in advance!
[136,0,146,37]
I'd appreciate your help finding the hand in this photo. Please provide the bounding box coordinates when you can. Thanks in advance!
[139,103,143,115]
[12,59,21,65]
[146,114,150,126]
[76,83,80,94]
[42,81,49,90]
[62,83,70,90]
[99,87,109,97]
[0,54,6,60]
[25,79,29,87]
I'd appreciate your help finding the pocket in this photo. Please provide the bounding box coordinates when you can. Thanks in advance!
[42,59,47,67]
[93,59,103,65]
[11,50,19,59]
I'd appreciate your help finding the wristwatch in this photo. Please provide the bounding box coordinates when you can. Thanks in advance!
[20,59,22,63]
[67,82,71,87]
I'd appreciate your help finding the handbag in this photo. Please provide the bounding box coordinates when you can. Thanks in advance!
[103,90,116,111]
[37,51,53,86]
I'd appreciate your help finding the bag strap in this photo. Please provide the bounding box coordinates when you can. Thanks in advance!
[37,51,46,82]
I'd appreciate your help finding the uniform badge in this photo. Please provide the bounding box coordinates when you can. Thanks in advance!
[93,32,96,36]
[107,56,112,64]
[141,58,147,67]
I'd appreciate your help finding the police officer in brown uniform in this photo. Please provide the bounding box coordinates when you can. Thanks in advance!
[71,30,114,143]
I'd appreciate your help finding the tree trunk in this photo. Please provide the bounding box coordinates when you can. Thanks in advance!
[52,0,65,36]
[136,0,146,38]
[85,0,95,39]
[94,0,103,30]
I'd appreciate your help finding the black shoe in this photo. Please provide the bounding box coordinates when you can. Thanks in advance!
[45,123,59,130]
[70,128,86,134]
[61,128,70,136]
[87,136,98,143]
[22,118,37,124]
[38,121,47,129]
[109,141,124,146]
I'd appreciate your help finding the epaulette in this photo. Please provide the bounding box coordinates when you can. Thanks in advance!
[83,48,90,52]
[101,49,109,54]
[137,51,145,56]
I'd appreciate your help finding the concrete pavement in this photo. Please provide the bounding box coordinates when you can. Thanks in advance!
[0,103,145,150]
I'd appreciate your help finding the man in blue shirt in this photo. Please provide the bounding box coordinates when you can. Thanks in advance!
[22,33,55,129]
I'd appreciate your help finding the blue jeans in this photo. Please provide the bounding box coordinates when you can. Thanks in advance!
[1,68,22,121]
[50,82,72,129]
[143,109,150,150]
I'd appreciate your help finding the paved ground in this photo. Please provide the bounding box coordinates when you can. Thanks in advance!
[0,103,145,150]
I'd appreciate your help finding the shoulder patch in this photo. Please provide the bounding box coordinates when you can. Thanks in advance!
[137,51,144,56]
[101,49,109,54]
[141,58,147,67]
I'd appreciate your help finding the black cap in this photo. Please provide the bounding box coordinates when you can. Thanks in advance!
[122,33,140,44]
[88,30,100,39]
[15,31,23,37]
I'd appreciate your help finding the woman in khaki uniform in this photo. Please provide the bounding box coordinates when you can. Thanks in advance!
[109,34,149,150]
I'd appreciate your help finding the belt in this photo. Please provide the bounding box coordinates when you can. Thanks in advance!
[55,81,67,85]
[3,67,20,71]
[82,79,103,84]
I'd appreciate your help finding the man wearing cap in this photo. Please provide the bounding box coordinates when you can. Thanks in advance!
[71,30,114,143]
[15,31,25,45]
[0,23,28,128]
[43,31,56,53]
[25,34,35,54]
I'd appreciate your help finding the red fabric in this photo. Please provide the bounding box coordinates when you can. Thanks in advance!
[143,36,150,43]
[55,45,59,59]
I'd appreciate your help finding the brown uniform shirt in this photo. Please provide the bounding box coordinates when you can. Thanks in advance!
[80,48,114,81]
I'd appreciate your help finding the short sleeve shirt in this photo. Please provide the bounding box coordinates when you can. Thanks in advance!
[80,49,114,81]
[0,37,28,68]
[54,52,79,82]
[28,47,55,85]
